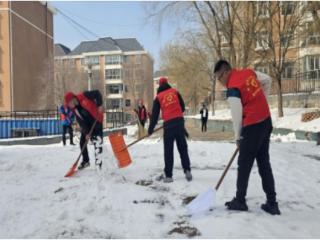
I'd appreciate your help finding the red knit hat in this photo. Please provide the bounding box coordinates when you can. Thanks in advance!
[159,77,168,85]
[64,91,75,105]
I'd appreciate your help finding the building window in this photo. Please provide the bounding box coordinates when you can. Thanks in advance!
[303,55,320,72]
[82,56,100,65]
[256,32,269,49]
[105,69,122,79]
[281,2,295,15]
[105,55,122,65]
[256,2,269,18]
[135,55,142,64]
[106,84,123,94]
[255,63,269,74]
[281,62,295,79]
[106,99,123,109]
[280,33,294,48]
[302,23,320,47]
[125,99,131,107]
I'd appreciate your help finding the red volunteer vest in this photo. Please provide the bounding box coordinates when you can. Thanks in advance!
[157,88,183,122]
[227,69,270,127]
[76,93,104,123]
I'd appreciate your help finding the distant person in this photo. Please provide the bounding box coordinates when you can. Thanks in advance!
[60,104,75,146]
[214,59,280,215]
[148,77,192,183]
[200,104,209,132]
[64,90,104,170]
[134,100,149,138]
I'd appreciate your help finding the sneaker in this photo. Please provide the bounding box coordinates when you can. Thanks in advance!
[78,161,90,170]
[163,177,173,183]
[185,170,193,182]
[225,197,249,211]
[261,201,281,215]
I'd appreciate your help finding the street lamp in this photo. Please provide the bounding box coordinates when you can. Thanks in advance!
[87,63,92,91]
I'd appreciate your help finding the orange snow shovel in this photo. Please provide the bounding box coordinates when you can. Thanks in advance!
[64,121,97,177]
[109,126,163,168]
[187,148,239,215]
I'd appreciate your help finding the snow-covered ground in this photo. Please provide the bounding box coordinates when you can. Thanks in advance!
[186,108,320,132]
[0,137,320,238]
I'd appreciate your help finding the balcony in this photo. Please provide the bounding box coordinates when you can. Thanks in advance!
[107,93,124,99]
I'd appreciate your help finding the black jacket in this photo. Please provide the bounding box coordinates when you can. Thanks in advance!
[148,83,185,134]
[200,107,209,120]
[74,90,103,135]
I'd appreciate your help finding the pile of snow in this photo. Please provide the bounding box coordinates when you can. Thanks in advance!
[0,139,320,238]
[187,108,320,132]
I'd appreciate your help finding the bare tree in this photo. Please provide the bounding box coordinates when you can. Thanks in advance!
[252,2,311,117]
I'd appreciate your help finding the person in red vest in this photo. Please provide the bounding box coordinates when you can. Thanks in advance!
[148,77,192,183]
[214,59,280,215]
[59,104,75,146]
[134,99,148,128]
[64,90,104,170]
[134,99,150,138]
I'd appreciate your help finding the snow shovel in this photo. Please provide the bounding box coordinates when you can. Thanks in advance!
[187,148,239,215]
[109,126,163,168]
[64,121,97,177]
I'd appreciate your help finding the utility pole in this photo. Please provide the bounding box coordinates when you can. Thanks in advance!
[87,64,92,91]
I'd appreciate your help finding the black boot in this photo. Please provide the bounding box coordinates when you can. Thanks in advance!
[78,161,90,170]
[225,197,248,211]
[261,201,281,215]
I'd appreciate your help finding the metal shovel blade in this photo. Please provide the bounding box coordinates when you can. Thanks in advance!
[187,188,216,216]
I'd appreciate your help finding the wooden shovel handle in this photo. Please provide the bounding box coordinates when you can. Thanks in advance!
[215,148,239,191]
[125,126,164,149]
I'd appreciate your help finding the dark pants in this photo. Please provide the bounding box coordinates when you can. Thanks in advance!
[236,117,277,203]
[163,124,191,178]
[62,125,74,145]
[80,123,103,164]
[139,120,146,128]
[201,118,208,132]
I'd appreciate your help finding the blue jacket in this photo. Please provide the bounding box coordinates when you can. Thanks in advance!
[60,105,75,126]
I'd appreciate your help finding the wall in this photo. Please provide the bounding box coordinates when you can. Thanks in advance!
[10,1,54,111]
[0,1,11,111]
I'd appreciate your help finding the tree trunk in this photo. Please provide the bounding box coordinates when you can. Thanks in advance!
[211,77,216,116]
[276,79,284,117]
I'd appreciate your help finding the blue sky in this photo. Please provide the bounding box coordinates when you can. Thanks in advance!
[52,1,181,70]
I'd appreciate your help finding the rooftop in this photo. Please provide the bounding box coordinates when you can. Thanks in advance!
[54,44,71,56]
[69,37,145,55]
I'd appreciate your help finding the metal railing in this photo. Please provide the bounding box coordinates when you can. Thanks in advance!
[0,109,61,139]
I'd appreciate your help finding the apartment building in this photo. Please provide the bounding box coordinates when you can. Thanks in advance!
[54,37,154,122]
[215,1,320,97]
[0,1,55,111]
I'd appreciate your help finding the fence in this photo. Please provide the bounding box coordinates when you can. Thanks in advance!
[0,109,61,139]
[106,108,135,129]
[271,70,320,95]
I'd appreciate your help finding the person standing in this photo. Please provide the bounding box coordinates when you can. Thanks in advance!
[200,104,209,132]
[60,104,75,146]
[213,59,280,215]
[148,77,192,183]
[134,100,149,138]
[64,90,104,170]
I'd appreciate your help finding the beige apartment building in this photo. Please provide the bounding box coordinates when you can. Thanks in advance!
[54,37,154,122]
[0,1,55,111]
[215,1,320,98]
